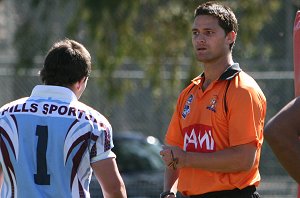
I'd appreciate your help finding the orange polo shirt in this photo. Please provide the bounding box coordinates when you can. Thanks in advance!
[165,64,267,196]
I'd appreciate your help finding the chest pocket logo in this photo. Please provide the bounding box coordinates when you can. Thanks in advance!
[206,95,218,112]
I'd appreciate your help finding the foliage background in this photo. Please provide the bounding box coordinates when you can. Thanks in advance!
[13,0,286,97]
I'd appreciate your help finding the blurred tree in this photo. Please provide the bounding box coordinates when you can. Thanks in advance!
[13,0,76,70]
[13,0,281,99]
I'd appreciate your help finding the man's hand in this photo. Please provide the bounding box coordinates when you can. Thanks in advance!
[160,145,186,169]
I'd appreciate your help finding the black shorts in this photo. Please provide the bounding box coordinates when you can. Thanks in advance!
[189,186,260,198]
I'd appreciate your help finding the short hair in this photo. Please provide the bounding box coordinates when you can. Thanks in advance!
[40,39,91,86]
[194,1,238,49]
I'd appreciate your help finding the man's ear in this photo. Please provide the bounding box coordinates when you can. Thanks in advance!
[226,31,236,46]
[76,77,86,91]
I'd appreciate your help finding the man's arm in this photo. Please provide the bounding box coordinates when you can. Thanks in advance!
[264,97,300,183]
[91,157,127,198]
[161,142,257,172]
[161,164,179,198]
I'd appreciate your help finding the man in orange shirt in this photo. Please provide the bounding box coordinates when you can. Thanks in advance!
[160,2,266,198]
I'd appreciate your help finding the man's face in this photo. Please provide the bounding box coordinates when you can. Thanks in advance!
[192,15,233,64]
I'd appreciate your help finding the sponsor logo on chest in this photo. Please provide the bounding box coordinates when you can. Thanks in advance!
[183,124,216,152]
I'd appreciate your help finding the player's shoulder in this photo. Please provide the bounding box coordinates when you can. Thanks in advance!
[229,71,266,102]
[233,71,255,85]
[179,80,198,97]
[283,97,300,116]
[74,101,111,126]
[74,100,100,115]
[232,71,263,92]
[175,82,197,106]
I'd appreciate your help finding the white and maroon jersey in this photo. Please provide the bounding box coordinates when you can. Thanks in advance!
[0,85,115,198]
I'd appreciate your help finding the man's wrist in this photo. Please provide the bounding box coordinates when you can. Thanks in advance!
[160,190,175,198]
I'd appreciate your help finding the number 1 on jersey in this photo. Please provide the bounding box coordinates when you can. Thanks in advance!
[34,125,50,185]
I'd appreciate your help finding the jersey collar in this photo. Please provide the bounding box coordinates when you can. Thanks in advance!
[31,85,78,102]
[192,63,242,85]
[218,63,242,80]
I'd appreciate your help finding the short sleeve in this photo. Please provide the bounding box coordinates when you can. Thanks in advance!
[227,85,266,147]
[165,93,187,148]
[89,113,115,163]
[90,150,116,163]
[165,110,184,147]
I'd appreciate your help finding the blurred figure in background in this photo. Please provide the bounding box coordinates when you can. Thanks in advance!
[264,97,300,183]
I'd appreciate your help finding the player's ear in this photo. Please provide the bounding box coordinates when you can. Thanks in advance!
[74,77,86,90]
[226,31,236,46]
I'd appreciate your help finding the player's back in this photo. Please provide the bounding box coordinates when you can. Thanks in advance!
[0,86,107,198]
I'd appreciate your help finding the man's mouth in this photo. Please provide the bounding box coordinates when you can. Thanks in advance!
[197,47,207,51]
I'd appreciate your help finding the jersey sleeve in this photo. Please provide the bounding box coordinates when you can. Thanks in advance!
[165,109,183,147]
[89,112,116,163]
[227,84,266,147]
[165,90,188,148]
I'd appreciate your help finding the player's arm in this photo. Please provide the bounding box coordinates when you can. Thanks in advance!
[162,168,178,198]
[160,143,179,198]
[161,142,257,172]
[188,142,257,172]
[264,97,300,183]
[91,157,127,198]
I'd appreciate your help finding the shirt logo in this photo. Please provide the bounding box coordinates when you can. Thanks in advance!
[183,124,216,152]
[206,95,218,112]
[182,94,194,118]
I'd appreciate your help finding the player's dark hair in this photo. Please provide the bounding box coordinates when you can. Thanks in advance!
[40,39,91,86]
[194,1,238,50]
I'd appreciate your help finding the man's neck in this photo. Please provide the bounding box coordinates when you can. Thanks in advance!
[201,56,234,91]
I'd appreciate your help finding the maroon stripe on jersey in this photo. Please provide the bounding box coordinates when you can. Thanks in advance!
[0,127,16,158]
[70,138,89,191]
[78,178,85,198]
[65,132,91,162]
[90,143,97,159]
[65,119,79,141]
[90,133,98,141]
[0,135,16,198]
[103,130,111,152]
[10,115,18,133]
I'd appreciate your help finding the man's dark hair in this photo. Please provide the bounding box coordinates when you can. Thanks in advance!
[194,1,238,50]
[40,39,91,86]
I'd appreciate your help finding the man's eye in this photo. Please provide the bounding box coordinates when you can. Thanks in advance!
[192,31,199,36]
[205,31,214,36]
